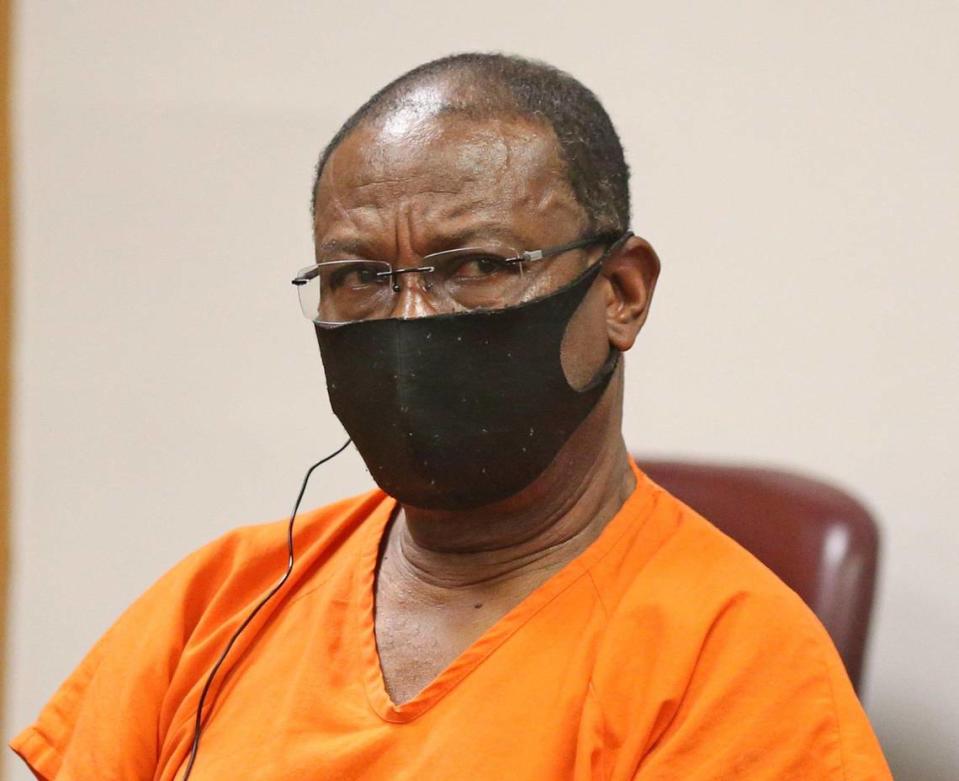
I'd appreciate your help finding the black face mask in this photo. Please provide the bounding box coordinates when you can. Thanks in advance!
[315,263,619,510]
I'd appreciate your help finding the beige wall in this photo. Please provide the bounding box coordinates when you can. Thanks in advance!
[7,2,958,779]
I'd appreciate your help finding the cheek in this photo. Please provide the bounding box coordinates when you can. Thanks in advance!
[559,281,611,390]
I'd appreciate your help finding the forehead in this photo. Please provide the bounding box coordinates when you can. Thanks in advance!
[312,109,586,251]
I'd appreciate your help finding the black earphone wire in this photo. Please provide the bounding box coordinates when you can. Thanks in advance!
[181,438,352,780]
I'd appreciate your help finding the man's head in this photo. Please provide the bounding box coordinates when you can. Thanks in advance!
[309,53,660,510]
[311,52,630,236]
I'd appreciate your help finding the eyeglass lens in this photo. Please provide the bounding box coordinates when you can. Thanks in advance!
[297,249,534,323]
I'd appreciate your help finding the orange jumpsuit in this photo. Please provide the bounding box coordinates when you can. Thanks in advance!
[12,462,892,780]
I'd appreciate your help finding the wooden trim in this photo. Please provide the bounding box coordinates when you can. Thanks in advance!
[0,0,12,769]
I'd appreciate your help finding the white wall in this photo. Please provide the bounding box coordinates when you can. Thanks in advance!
[7,2,958,779]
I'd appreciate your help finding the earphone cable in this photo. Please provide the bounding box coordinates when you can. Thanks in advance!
[181,438,352,780]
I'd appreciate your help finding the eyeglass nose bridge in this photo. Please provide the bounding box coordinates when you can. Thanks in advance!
[376,264,437,293]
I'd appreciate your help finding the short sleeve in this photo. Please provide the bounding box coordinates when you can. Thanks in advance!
[632,589,892,781]
[10,492,377,781]
[10,532,246,781]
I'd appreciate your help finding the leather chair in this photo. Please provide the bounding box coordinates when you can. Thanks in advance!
[635,459,879,693]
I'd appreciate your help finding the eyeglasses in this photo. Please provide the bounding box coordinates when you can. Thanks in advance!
[292,231,629,324]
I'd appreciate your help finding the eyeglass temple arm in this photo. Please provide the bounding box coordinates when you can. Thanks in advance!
[291,267,321,286]
[517,231,632,263]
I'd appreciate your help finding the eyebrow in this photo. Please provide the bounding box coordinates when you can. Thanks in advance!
[434,225,525,249]
[314,238,371,259]
[314,224,530,261]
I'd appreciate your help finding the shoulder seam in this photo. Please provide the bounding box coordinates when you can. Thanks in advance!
[585,569,611,623]
[585,679,613,781]
[816,633,851,780]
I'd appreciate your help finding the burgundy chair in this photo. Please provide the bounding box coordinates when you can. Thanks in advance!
[635,459,880,693]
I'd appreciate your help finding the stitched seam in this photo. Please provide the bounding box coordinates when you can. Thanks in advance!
[639,591,750,763]
[366,487,659,723]
[583,574,617,781]
[369,559,598,723]
[11,726,64,780]
[815,635,850,781]
[586,569,611,622]
[586,679,613,781]
[579,484,663,575]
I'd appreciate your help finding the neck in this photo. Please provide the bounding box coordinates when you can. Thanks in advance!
[385,372,635,590]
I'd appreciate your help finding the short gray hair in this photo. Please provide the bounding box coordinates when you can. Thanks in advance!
[312,52,630,235]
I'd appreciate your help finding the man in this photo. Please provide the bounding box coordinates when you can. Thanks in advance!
[12,53,891,780]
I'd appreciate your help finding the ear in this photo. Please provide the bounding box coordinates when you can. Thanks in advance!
[602,235,661,352]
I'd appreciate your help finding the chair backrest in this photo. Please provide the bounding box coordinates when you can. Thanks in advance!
[635,459,879,693]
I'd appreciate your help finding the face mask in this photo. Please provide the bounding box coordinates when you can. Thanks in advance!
[315,263,619,510]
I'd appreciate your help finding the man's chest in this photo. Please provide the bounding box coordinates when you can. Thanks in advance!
[156,549,655,781]
[165,593,622,781]
[372,578,521,705]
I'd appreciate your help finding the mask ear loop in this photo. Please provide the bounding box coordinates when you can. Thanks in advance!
[562,230,632,393]
[181,438,352,780]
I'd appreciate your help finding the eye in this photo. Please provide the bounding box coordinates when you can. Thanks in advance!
[326,263,388,290]
[451,254,513,279]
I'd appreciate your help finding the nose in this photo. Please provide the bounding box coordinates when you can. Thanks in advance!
[387,271,440,319]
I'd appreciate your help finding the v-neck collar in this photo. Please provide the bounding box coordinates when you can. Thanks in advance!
[352,459,657,723]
